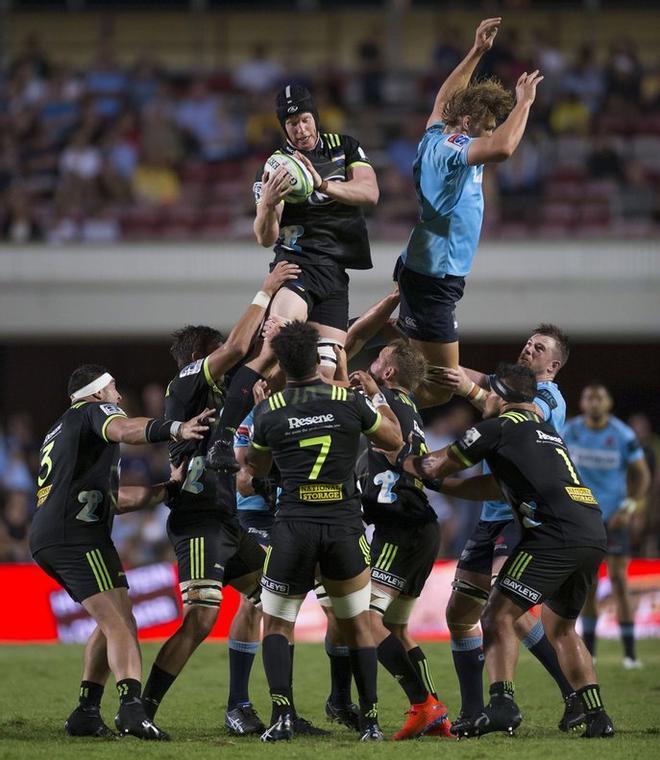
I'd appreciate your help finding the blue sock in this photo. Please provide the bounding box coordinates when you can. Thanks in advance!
[581,616,598,656]
[451,635,484,716]
[227,638,259,709]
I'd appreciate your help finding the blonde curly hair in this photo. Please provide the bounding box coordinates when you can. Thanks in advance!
[442,78,514,128]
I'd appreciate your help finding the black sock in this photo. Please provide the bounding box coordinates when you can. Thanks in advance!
[227,639,259,710]
[78,680,104,709]
[326,638,353,706]
[582,615,597,656]
[263,634,293,723]
[348,647,378,722]
[451,635,484,716]
[288,643,297,716]
[620,620,636,660]
[522,621,573,698]
[577,683,605,714]
[407,646,438,699]
[377,634,427,704]
[142,665,176,719]
[116,678,141,706]
[490,680,515,699]
[213,366,263,448]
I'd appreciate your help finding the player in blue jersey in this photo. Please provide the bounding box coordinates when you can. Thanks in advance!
[564,384,651,669]
[395,17,543,406]
[436,325,583,733]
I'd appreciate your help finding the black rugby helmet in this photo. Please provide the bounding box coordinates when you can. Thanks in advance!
[276,83,319,130]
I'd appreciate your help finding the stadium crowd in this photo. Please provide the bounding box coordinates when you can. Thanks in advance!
[2,399,659,566]
[1,28,659,244]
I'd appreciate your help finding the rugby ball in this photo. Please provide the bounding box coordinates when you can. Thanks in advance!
[265,151,314,204]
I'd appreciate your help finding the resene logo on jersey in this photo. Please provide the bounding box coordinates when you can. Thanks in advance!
[288,414,334,429]
[536,429,563,445]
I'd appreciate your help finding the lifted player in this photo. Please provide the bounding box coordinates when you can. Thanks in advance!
[437,325,580,733]
[395,17,543,405]
[351,342,452,740]
[245,321,403,742]
[392,364,614,739]
[140,264,297,724]
[564,384,650,668]
[30,366,211,740]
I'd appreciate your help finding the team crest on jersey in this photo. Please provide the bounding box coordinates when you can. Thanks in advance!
[445,133,469,151]
[180,359,204,378]
[461,427,481,447]
[100,404,126,417]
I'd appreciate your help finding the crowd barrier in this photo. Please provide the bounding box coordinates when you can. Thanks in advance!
[1,560,659,644]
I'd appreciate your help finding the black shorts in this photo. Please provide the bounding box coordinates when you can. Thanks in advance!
[262,520,370,596]
[370,521,439,598]
[168,514,265,586]
[457,519,520,576]
[273,256,349,331]
[495,544,605,619]
[395,258,465,343]
[33,542,128,604]
[605,524,630,556]
[238,510,275,547]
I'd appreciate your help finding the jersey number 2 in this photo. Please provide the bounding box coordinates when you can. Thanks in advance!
[76,490,104,522]
[374,470,400,504]
[299,435,331,480]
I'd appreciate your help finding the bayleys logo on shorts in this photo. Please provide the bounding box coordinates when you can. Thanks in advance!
[288,414,334,429]
[500,575,541,603]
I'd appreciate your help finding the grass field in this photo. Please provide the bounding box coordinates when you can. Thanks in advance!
[1,639,658,759]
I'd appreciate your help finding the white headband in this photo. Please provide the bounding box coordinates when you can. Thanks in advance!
[70,372,114,402]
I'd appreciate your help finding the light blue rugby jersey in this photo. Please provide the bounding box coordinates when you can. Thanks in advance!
[563,415,644,521]
[481,380,567,522]
[401,121,484,279]
[234,408,270,513]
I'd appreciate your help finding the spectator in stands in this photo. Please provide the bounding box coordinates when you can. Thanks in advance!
[606,38,643,103]
[561,45,605,114]
[233,43,283,94]
[355,39,385,106]
[586,133,624,181]
[57,127,103,209]
[38,66,82,143]
[10,33,51,80]
[85,41,128,119]
[614,162,656,223]
[1,184,43,242]
[549,88,591,135]
[133,143,180,206]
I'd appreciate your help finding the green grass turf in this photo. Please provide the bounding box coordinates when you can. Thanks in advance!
[0,639,658,759]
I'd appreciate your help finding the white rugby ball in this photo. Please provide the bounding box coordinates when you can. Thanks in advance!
[265,151,314,204]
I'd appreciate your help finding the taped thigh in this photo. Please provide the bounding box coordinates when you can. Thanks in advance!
[383,595,416,626]
[180,579,223,608]
[261,589,305,623]
[331,582,371,619]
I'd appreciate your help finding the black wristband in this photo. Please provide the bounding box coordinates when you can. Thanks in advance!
[164,480,180,505]
[422,477,445,492]
[393,442,413,471]
[145,418,177,443]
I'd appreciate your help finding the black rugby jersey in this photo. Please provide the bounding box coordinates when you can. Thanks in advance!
[165,357,235,518]
[450,410,607,550]
[361,387,436,526]
[251,380,381,528]
[254,133,373,270]
[29,401,127,554]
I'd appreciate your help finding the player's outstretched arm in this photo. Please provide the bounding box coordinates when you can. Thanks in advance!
[295,153,379,207]
[426,17,501,129]
[254,166,292,247]
[350,370,403,451]
[344,285,400,360]
[105,409,214,445]
[438,474,502,501]
[205,260,300,380]
[466,70,543,165]
[116,461,185,513]
[610,457,652,529]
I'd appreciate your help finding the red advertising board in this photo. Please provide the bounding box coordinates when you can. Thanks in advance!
[1,560,659,643]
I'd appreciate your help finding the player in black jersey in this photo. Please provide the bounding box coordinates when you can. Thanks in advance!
[30,365,212,741]
[351,341,451,740]
[245,321,403,742]
[392,364,614,739]
[251,83,378,382]
[139,264,298,727]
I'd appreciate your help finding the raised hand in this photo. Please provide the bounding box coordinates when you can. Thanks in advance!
[294,151,323,190]
[261,166,294,208]
[349,369,380,398]
[515,70,544,105]
[179,408,215,441]
[473,17,502,54]
[262,261,300,297]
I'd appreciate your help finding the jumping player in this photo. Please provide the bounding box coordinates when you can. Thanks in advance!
[395,17,543,405]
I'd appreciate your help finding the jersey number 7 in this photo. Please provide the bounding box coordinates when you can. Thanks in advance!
[299,435,332,480]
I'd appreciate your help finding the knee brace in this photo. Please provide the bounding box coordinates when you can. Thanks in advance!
[330,582,371,619]
[369,584,396,617]
[446,579,489,632]
[314,579,332,608]
[317,338,343,369]
[180,579,223,608]
[383,595,416,626]
[244,583,262,609]
[451,578,490,604]
[261,589,304,623]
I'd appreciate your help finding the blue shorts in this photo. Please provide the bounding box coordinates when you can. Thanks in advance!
[457,519,521,576]
[605,524,630,556]
[395,258,465,343]
[239,510,275,547]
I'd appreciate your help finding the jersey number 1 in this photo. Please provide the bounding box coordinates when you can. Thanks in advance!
[299,435,331,480]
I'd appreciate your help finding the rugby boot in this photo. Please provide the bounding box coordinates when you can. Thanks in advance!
[206,439,240,474]
[325,698,361,732]
[470,695,522,737]
[558,691,585,732]
[582,709,615,738]
[450,711,480,739]
[293,715,331,736]
[359,721,385,741]
[224,703,266,735]
[115,699,170,741]
[260,712,294,742]
[393,695,448,740]
[65,705,116,738]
